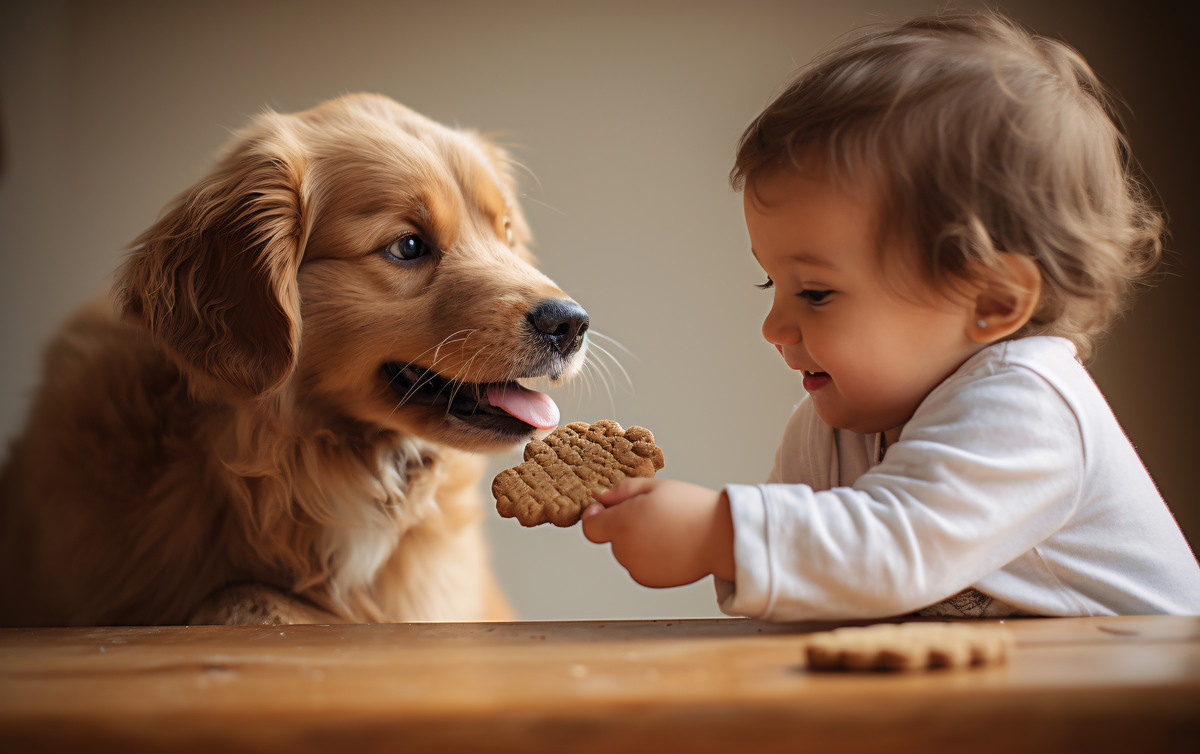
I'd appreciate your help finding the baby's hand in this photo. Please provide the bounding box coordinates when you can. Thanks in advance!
[581,478,735,587]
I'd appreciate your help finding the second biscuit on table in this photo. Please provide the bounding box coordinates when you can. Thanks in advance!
[803,622,1013,671]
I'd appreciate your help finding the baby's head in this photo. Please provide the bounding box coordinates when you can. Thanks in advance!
[732,10,1163,360]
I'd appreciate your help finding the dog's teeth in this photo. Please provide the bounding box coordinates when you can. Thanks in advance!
[517,375,560,390]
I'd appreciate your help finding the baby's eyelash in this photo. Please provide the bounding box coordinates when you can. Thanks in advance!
[756,277,774,290]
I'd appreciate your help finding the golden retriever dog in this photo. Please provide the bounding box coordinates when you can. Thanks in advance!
[0,93,589,626]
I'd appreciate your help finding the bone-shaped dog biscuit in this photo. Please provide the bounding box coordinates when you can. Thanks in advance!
[492,420,665,527]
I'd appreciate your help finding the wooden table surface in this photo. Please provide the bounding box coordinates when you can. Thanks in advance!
[2,615,1198,752]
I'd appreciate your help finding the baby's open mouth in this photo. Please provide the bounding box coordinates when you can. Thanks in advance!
[381,362,559,429]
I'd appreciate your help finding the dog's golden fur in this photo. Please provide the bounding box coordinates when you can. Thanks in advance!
[0,94,587,626]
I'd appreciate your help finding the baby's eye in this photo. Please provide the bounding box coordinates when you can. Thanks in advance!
[798,289,833,305]
[756,277,774,290]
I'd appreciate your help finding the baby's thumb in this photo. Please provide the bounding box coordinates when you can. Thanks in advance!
[594,477,655,505]
[581,503,613,543]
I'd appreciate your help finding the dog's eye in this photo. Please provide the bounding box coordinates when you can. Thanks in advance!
[383,234,430,262]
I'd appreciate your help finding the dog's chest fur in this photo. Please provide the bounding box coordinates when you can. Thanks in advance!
[1,305,489,626]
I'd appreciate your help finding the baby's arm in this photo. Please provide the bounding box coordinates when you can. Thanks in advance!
[581,478,736,587]
[721,357,1086,621]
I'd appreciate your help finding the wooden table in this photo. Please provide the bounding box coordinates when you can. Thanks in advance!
[2,616,1198,752]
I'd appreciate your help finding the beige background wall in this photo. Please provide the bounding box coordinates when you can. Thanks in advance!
[2,0,1196,620]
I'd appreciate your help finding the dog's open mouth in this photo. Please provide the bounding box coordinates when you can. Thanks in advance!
[381,361,559,433]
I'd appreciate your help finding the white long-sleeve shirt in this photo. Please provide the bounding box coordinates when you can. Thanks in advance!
[716,336,1200,620]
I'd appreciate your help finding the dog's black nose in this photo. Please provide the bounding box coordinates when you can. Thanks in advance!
[527,299,589,356]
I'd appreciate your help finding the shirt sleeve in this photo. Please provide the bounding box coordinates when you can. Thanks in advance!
[718,361,1085,621]
[714,397,832,611]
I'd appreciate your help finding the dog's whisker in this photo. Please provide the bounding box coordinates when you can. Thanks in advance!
[406,350,466,404]
[382,344,470,410]
[504,157,543,193]
[585,358,618,416]
[589,329,636,359]
[432,344,483,401]
[579,362,599,404]
[384,346,475,422]
[442,356,476,405]
[517,193,565,217]
[431,329,479,364]
[440,346,492,418]
[393,359,448,408]
[393,328,477,364]
[591,357,624,403]
[398,330,478,371]
[588,343,634,395]
[569,341,622,416]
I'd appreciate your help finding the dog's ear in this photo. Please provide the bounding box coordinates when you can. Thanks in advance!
[118,115,307,397]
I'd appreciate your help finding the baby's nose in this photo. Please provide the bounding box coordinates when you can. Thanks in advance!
[762,310,801,348]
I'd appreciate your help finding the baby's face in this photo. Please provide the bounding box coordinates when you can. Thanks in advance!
[745,169,984,443]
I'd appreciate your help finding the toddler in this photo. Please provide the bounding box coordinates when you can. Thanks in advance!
[581,11,1200,619]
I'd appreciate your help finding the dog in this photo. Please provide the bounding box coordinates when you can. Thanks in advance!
[0,93,589,626]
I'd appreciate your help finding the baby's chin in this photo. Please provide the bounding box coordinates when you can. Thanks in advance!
[811,398,906,439]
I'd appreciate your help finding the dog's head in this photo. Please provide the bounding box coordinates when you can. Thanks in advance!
[118,94,587,451]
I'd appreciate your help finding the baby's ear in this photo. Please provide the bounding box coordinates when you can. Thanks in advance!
[968,252,1042,344]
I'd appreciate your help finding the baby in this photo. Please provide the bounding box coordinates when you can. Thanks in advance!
[582,11,1200,619]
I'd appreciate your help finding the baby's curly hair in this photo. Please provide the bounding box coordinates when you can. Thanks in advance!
[732,11,1163,360]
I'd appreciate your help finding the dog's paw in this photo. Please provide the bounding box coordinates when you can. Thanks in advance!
[188,583,337,626]
[491,420,665,527]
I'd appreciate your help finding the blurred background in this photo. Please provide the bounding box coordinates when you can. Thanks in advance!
[2,0,1196,620]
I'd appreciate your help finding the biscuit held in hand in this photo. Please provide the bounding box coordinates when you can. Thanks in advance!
[492,420,665,527]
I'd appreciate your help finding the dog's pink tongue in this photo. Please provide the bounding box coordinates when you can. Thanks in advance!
[486,383,560,429]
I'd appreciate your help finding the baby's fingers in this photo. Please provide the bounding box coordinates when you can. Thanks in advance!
[594,477,657,506]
